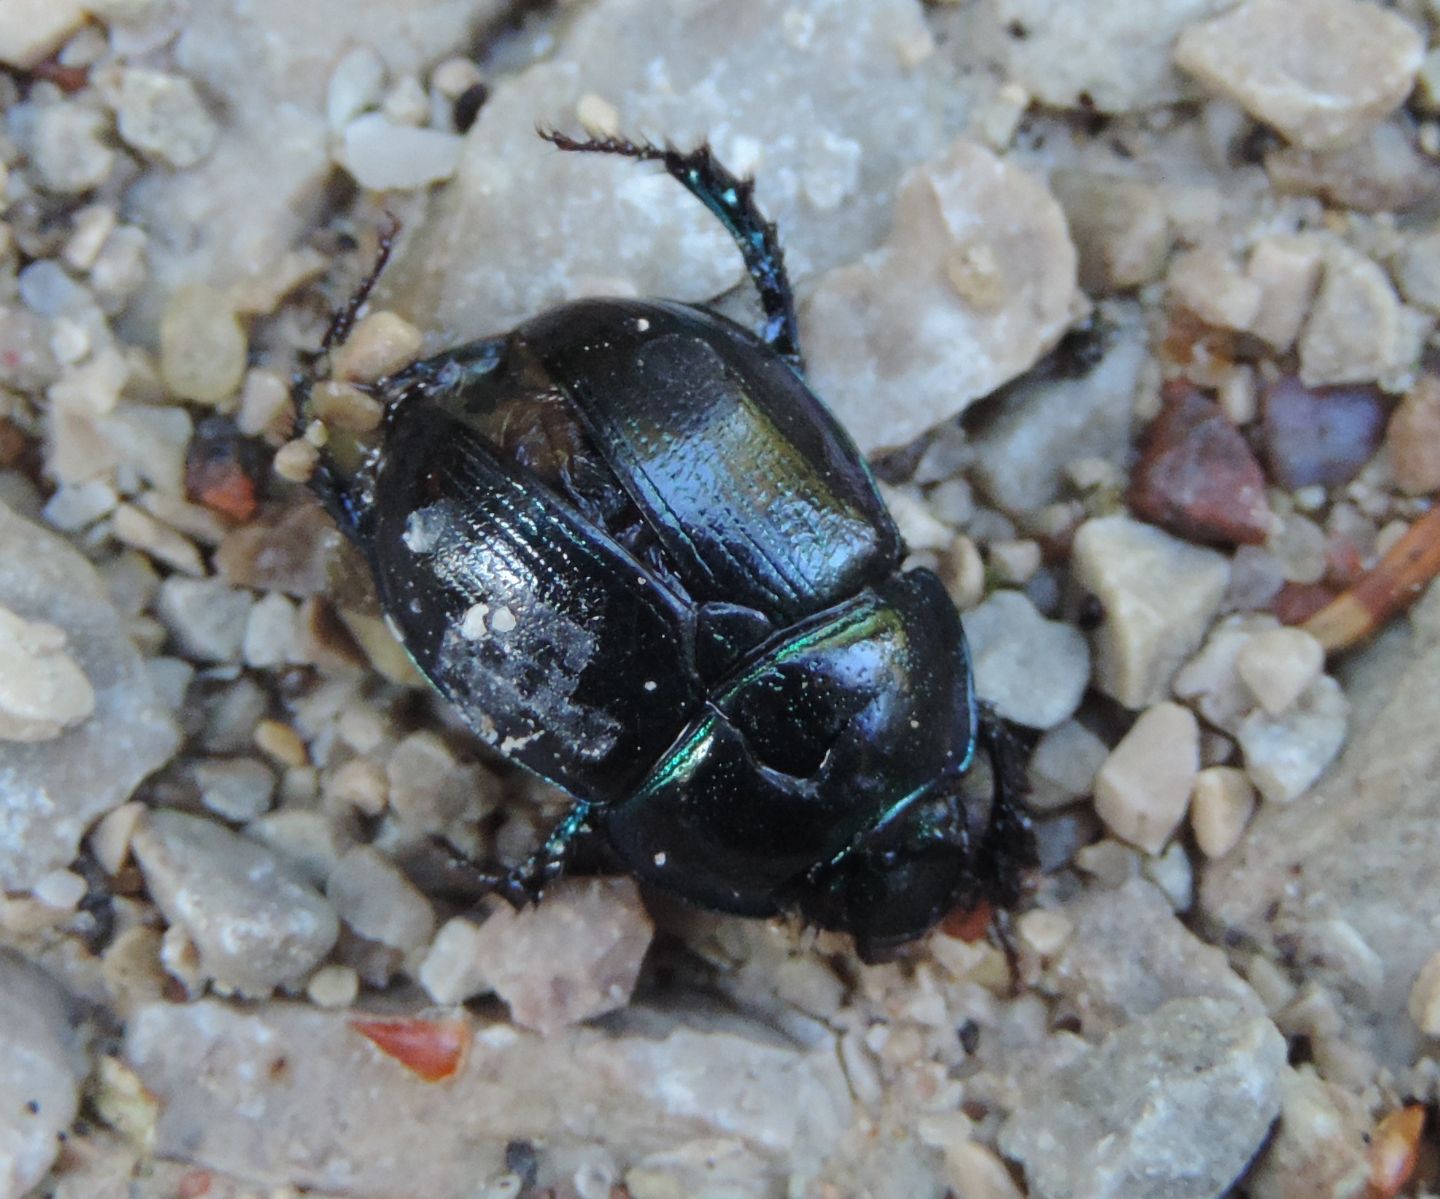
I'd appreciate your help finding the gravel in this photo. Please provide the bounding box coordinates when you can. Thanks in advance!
[1000,997,1285,1199]
[3,0,1438,1193]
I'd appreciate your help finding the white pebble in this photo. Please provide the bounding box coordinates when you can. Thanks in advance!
[1408,951,1440,1037]
[0,605,96,742]
[327,45,386,131]
[419,916,490,1005]
[1238,675,1349,803]
[1190,766,1257,859]
[160,284,247,405]
[307,963,360,1009]
[1236,627,1325,716]
[32,868,86,910]
[340,113,463,191]
[1094,702,1200,854]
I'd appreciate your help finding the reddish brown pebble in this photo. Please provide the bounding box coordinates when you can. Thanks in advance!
[1262,375,1387,490]
[1303,505,1440,650]
[1387,374,1440,496]
[940,900,994,943]
[177,1170,213,1198]
[185,420,264,524]
[1129,383,1270,545]
[1366,1105,1425,1199]
[352,1016,471,1082]
[1272,581,1340,625]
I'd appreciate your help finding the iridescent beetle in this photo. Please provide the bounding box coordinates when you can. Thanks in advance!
[301,132,1035,959]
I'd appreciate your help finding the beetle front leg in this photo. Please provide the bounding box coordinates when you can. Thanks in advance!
[495,803,598,908]
[539,129,803,371]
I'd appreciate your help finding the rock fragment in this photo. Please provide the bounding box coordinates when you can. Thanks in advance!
[0,505,180,890]
[1237,675,1348,803]
[327,846,435,954]
[804,138,1079,453]
[970,304,1144,512]
[1387,375,1440,496]
[1394,228,1440,315]
[1049,171,1171,294]
[1071,515,1230,708]
[1245,1067,1370,1199]
[0,606,95,742]
[131,809,339,997]
[0,953,88,1199]
[1409,951,1440,1037]
[1261,375,1387,490]
[1093,702,1199,854]
[339,114,464,191]
[111,68,220,168]
[995,0,1231,113]
[1236,627,1325,716]
[1028,719,1109,811]
[0,0,89,69]
[1000,997,1285,1199]
[123,999,849,1194]
[1051,879,1265,1031]
[156,576,255,663]
[466,877,654,1035]
[1174,0,1424,150]
[1128,385,1270,546]
[1190,767,1257,859]
[962,590,1090,730]
[1245,235,1324,351]
[1298,243,1428,390]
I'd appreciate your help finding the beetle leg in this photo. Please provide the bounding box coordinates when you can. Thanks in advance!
[495,803,598,908]
[539,129,804,371]
[974,704,1038,912]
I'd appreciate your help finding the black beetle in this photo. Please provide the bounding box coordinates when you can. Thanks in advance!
[301,132,1035,959]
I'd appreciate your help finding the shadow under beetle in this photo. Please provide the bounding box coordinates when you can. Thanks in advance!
[301,131,1036,960]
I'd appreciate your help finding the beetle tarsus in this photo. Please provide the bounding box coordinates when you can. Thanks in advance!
[494,804,597,907]
[539,128,803,371]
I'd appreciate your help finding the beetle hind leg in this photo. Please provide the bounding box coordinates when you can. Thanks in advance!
[494,803,599,908]
[974,704,1038,912]
[539,129,803,370]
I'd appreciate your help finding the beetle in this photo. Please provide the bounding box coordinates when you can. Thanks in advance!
[300,131,1035,960]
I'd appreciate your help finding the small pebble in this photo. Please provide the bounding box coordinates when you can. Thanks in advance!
[1237,675,1349,802]
[381,76,429,128]
[944,1140,1024,1199]
[131,809,338,997]
[62,204,118,272]
[309,380,384,434]
[464,877,654,1035]
[419,916,490,1005]
[1394,228,1440,315]
[236,368,293,439]
[254,718,308,769]
[1049,170,1170,295]
[1408,951,1440,1037]
[327,845,435,953]
[1093,701,1200,854]
[306,963,360,1009]
[327,44,386,131]
[0,0,89,68]
[191,757,275,822]
[325,756,388,816]
[1269,261,1340,346]
[160,285,247,405]
[1190,766,1257,859]
[1128,384,1270,546]
[1298,243,1425,390]
[1017,909,1073,958]
[31,867,86,910]
[89,801,145,876]
[1175,613,1282,732]
[1027,719,1109,811]
[273,438,320,483]
[242,592,298,668]
[0,605,95,742]
[1168,246,1262,331]
[431,57,483,101]
[1072,515,1230,708]
[32,104,116,194]
[987,539,1042,585]
[112,68,219,168]
[1236,627,1325,715]
[340,113,463,190]
[938,536,985,610]
[1387,375,1440,496]
[962,590,1090,729]
[333,310,423,382]
[156,576,253,662]
[1262,375,1387,490]
[1174,0,1425,150]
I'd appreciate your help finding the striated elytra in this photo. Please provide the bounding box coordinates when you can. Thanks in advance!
[301,132,1035,960]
